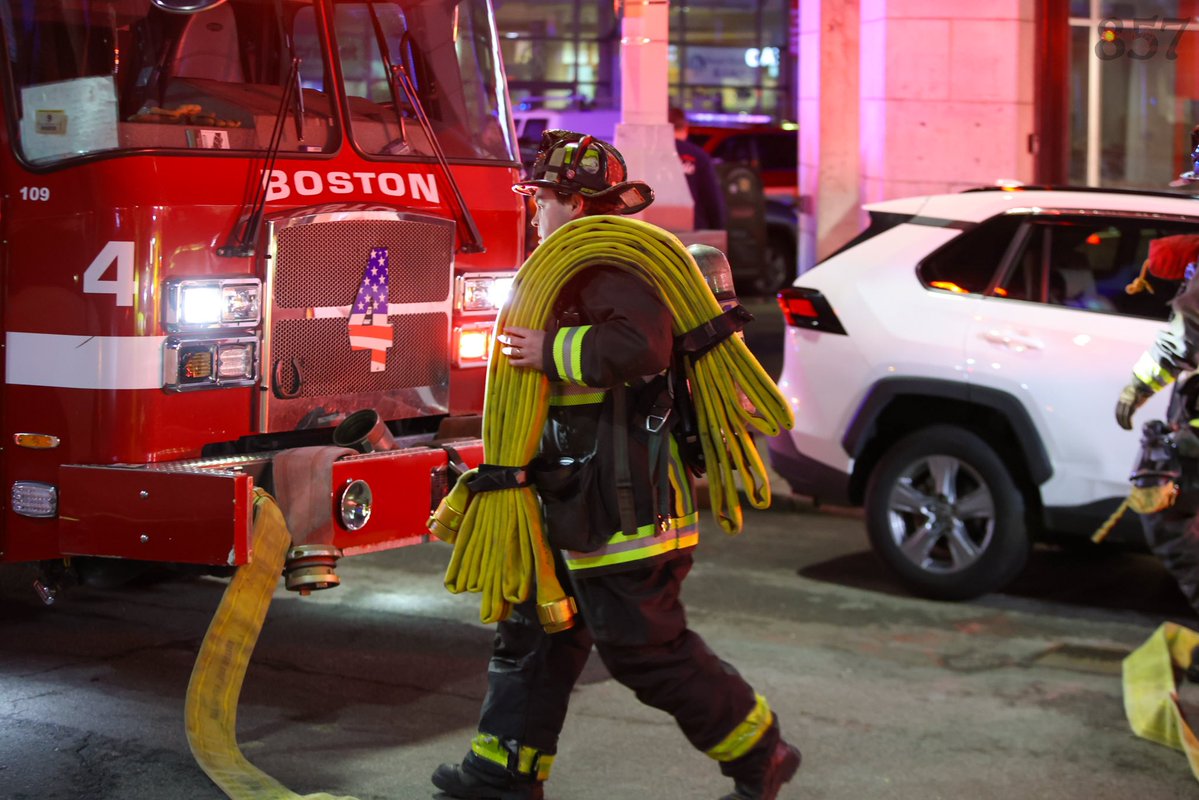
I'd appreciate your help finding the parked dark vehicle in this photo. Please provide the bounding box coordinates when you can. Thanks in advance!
[688,124,798,199]
[690,124,798,294]
[760,196,798,294]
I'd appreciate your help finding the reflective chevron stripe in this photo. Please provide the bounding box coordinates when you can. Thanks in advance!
[706,694,773,762]
[552,325,592,385]
[549,383,607,406]
[470,732,555,781]
[1132,350,1175,392]
[563,512,699,572]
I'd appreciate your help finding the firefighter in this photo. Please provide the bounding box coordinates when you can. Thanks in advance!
[430,130,801,800]
[1115,230,1199,614]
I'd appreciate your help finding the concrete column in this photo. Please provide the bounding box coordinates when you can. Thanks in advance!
[799,0,1037,272]
[798,0,861,272]
[613,0,692,231]
[859,0,1036,204]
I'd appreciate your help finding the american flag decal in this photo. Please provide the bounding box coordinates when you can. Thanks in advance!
[347,247,393,372]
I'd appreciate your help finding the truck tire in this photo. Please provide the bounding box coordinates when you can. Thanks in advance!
[864,424,1029,600]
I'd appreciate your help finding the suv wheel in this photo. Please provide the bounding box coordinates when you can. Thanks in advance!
[864,425,1029,600]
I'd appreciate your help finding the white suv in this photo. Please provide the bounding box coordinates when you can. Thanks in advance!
[768,187,1198,599]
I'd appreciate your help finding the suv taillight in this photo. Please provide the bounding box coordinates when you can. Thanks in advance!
[777,287,847,335]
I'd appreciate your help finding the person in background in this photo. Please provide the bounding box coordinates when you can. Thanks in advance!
[670,106,727,231]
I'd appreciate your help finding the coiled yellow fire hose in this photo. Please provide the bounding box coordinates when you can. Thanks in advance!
[429,215,794,629]
[185,489,356,800]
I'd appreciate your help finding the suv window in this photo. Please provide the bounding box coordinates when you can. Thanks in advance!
[996,215,1194,321]
[918,214,1024,294]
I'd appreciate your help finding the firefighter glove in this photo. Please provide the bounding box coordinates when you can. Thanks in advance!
[1116,379,1155,431]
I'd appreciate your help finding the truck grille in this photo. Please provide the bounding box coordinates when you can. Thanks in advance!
[262,210,456,433]
[274,218,452,307]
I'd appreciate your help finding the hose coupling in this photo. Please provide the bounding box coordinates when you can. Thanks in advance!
[284,543,343,595]
[427,468,477,544]
[537,595,578,633]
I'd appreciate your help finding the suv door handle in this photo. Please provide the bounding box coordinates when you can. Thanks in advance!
[981,329,1044,352]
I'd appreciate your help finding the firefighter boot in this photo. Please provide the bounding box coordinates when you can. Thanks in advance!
[431,745,546,800]
[718,719,801,800]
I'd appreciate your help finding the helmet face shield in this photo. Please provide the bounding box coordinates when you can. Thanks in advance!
[513,129,653,215]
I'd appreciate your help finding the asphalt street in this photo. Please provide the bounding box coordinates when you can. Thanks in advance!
[4,491,1199,799]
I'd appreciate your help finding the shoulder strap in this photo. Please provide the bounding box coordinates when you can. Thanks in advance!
[675,305,754,360]
[614,379,677,537]
[612,383,639,537]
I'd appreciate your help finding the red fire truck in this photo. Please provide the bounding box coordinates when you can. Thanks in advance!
[0,0,522,598]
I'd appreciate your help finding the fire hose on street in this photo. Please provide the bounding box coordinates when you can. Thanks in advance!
[185,488,358,800]
[428,214,794,631]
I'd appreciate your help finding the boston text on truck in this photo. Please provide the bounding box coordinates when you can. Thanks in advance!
[0,0,525,599]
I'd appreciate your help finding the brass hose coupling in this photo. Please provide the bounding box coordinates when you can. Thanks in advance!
[284,543,343,595]
[537,596,578,633]
[427,468,477,544]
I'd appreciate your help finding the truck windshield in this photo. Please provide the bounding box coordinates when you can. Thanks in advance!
[1,0,517,166]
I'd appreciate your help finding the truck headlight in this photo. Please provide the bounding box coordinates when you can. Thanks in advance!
[164,278,261,330]
[456,273,515,314]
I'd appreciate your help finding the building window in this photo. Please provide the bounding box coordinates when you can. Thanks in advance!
[495,0,617,110]
[669,0,792,122]
[1067,0,1199,188]
[493,1,793,123]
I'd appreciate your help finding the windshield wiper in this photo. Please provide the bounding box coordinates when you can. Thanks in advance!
[220,55,302,258]
[276,0,305,142]
[365,1,485,254]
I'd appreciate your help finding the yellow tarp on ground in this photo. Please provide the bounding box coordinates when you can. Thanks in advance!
[1123,621,1199,783]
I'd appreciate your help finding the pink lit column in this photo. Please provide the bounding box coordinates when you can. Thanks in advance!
[798,0,861,272]
[614,0,693,231]
[859,0,1036,206]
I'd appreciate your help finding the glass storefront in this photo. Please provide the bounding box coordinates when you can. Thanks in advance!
[669,0,791,120]
[1067,0,1199,188]
[493,0,794,122]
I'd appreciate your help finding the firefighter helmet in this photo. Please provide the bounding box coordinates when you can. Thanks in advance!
[1124,233,1199,294]
[513,129,653,215]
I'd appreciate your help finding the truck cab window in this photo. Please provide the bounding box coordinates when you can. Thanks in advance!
[2,0,515,166]
[3,0,340,162]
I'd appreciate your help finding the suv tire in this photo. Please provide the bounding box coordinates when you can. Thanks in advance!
[864,424,1029,600]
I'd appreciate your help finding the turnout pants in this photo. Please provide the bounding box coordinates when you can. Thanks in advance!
[475,550,773,780]
[1142,471,1199,613]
